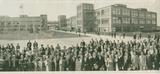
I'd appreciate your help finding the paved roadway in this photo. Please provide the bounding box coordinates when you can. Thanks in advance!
[0,30,146,49]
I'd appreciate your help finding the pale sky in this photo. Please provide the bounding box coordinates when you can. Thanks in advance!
[0,0,159,25]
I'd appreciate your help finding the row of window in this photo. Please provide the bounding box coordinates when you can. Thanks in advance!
[112,8,130,16]
[112,8,121,15]
[96,9,156,19]
[111,8,156,19]
[111,17,156,24]
[0,24,41,27]
[77,4,94,11]
[122,18,130,24]
[83,5,94,10]
[96,18,156,25]
[131,11,139,17]
[112,17,121,24]
[96,9,110,16]
[0,22,19,25]
[146,13,156,19]
[139,12,145,18]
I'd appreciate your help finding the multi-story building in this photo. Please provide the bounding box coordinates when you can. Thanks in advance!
[58,15,67,30]
[0,14,48,33]
[96,4,157,33]
[66,16,77,31]
[77,3,96,32]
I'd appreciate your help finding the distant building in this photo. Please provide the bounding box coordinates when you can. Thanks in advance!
[47,21,58,30]
[66,16,77,31]
[58,15,67,30]
[0,14,48,33]
[77,3,96,32]
[40,15,48,30]
[96,4,157,33]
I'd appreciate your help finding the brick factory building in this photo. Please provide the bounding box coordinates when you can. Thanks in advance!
[77,3,96,32]
[66,16,77,31]
[58,15,67,31]
[0,14,48,33]
[96,4,157,33]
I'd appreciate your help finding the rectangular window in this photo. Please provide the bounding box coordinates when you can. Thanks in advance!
[146,13,151,18]
[112,8,121,15]
[96,11,100,16]
[101,10,105,15]
[131,18,138,24]
[131,10,138,17]
[112,9,116,15]
[96,19,100,24]
[101,19,109,25]
[152,20,156,24]
[112,17,121,24]
[122,9,130,16]
[122,18,130,24]
[139,12,145,18]
[146,20,152,24]
[151,14,156,19]
[139,19,145,24]
[117,8,121,15]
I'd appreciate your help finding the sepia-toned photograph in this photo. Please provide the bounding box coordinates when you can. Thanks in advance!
[0,0,160,72]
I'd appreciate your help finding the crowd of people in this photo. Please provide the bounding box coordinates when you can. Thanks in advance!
[0,34,160,71]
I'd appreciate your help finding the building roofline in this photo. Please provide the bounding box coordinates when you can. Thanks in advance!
[95,5,111,11]
[95,3,157,13]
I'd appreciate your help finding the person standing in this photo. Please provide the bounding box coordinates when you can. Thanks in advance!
[33,41,38,49]
[40,44,45,56]
[52,56,56,71]
[123,33,126,39]
[139,52,146,70]
[131,51,139,70]
[59,56,66,71]
[70,56,76,71]
[139,33,142,39]
[19,55,24,71]
[133,33,136,40]
[3,55,10,71]
[117,52,124,71]
[96,53,105,71]
[55,55,60,71]
[11,55,16,71]
[75,55,82,71]
[42,56,47,71]
[15,52,21,71]
[16,43,20,50]
[114,32,116,38]
[38,58,43,71]
[105,54,114,71]
[146,51,153,70]
[114,53,119,71]
[123,52,130,70]
[83,54,90,71]
[87,53,94,71]
[27,40,32,51]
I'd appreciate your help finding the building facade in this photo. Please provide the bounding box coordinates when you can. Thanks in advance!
[67,16,77,31]
[58,15,67,30]
[96,4,157,33]
[0,14,48,33]
[77,3,96,32]
[96,6,112,33]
